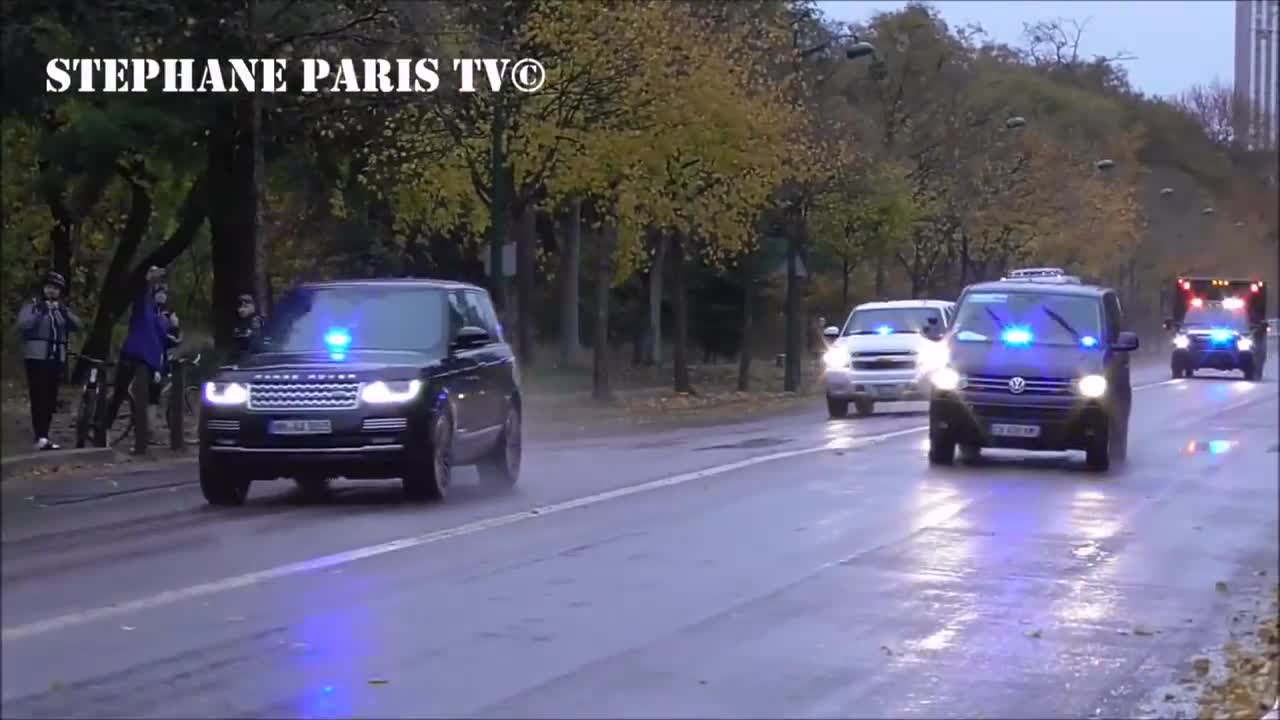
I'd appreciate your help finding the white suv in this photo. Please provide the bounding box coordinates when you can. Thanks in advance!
[821,299,955,418]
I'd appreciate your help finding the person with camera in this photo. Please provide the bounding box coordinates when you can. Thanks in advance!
[231,293,265,362]
[104,266,170,436]
[14,271,82,451]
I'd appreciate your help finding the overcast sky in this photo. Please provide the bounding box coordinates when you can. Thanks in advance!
[816,1,1235,100]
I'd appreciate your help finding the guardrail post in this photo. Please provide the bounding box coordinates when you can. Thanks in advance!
[132,364,150,455]
[169,361,185,450]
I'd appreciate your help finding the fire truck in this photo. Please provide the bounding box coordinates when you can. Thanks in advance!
[1165,277,1268,380]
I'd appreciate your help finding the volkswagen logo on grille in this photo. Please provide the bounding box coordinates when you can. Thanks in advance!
[1008,376,1026,394]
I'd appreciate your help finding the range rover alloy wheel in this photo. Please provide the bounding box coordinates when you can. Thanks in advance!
[199,450,251,506]
[479,405,521,488]
[405,408,452,501]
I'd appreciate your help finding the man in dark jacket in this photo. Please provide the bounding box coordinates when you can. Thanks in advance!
[14,271,82,450]
[104,266,168,434]
[231,293,265,361]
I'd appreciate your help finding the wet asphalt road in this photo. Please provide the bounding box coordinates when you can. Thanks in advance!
[1,356,1277,719]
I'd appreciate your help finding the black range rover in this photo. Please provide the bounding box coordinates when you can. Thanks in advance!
[199,279,522,505]
[922,273,1139,472]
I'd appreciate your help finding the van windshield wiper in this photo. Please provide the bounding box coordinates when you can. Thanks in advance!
[1040,307,1080,339]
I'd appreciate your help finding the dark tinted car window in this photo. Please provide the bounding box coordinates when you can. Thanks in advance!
[842,307,943,335]
[952,290,1103,346]
[463,291,503,341]
[264,285,448,355]
[1184,303,1250,330]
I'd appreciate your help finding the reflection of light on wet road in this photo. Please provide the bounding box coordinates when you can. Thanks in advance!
[1051,488,1122,627]
[908,610,979,652]
[1183,439,1238,455]
[1068,487,1120,541]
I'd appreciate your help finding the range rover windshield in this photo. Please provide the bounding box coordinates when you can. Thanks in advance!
[951,291,1103,347]
[842,307,942,335]
[260,285,448,356]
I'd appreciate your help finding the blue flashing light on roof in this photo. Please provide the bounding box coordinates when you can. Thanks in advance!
[1080,335,1098,348]
[1000,326,1033,346]
[324,328,352,348]
[875,325,892,335]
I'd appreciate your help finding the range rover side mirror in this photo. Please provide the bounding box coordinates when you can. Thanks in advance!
[822,325,840,340]
[1112,331,1140,352]
[452,325,490,351]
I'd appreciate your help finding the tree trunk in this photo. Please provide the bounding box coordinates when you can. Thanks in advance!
[783,219,804,393]
[841,257,850,308]
[874,252,886,299]
[208,102,256,348]
[249,0,268,312]
[515,203,536,364]
[737,266,753,393]
[557,196,582,367]
[645,231,669,366]
[592,221,614,402]
[75,177,152,380]
[671,233,693,394]
[488,107,509,310]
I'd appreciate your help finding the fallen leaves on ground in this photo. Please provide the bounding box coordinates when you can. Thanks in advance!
[1197,592,1279,720]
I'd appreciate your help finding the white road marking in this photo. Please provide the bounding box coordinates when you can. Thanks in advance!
[1,425,927,643]
[0,376,1203,644]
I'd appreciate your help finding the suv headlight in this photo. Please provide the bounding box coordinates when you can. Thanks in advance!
[203,382,248,406]
[1077,374,1107,398]
[1173,334,1190,349]
[1237,336,1254,351]
[916,342,950,372]
[929,367,961,391]
[823,348,850,370]
[360,379,423,404]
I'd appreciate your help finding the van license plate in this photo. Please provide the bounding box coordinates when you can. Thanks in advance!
[991,423,1040,438]
[269,419,332,435]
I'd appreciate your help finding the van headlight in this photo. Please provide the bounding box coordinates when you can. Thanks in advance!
[360,379,423,404]
[929,367,961,391]
[1173,334,1190,349]
[1077,374,1107,398]
[823,348,851,370]
[203,382,248,406]
[1237,336,1254,351]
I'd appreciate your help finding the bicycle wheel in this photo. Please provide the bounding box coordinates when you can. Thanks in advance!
[74,390,97,449]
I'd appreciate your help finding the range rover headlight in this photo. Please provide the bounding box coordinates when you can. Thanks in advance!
[1173,334,1190,349]
[1077,374,1107,398]
[929,367,961,391]
[360,379,423,404]
[1237,336,1254,351]
[203,382,248,406]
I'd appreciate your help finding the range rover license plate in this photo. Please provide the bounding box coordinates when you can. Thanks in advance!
[991,423,1040,438]
[269,419,332,435]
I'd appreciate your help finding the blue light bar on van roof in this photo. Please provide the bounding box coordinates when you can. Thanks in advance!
[1000,326,1033,346]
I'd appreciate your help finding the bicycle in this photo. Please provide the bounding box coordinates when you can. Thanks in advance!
[91,353,203,449]
[71,353,112,449]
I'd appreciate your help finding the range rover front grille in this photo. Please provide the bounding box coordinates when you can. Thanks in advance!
[963,374,1073,395]
[248,382,360,411]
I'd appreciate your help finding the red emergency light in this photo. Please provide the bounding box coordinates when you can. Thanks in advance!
[1180,279,1191,291]
[1251,283,1259,293]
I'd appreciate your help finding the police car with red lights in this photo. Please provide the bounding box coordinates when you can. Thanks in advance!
[1165,277,1268,381]
[921,268,1138,472]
